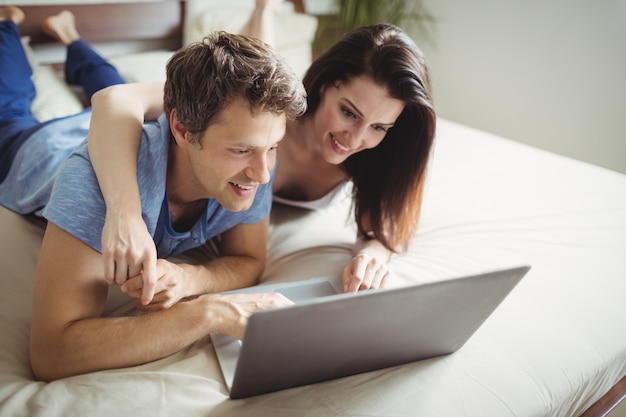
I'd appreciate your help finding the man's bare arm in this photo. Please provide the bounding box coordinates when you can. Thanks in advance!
[184,218,269,294]
[118,218,270,310]
[30,222,290,381]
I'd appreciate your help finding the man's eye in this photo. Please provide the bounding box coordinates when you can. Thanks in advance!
[233,149,249,155]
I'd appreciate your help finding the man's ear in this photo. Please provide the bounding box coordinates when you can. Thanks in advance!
[169,109,188,146]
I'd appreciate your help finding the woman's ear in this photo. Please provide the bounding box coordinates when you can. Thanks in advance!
[169,109,189,146]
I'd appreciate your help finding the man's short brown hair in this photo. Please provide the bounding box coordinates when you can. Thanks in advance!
[164,31,307,145]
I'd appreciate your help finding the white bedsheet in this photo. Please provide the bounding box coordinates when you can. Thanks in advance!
[1,114,625,417]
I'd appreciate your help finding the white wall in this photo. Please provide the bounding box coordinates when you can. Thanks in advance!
[413,0,626,174]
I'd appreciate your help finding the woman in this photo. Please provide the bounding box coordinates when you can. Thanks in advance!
[88,9,436,303]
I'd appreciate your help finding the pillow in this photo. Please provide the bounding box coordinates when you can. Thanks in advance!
[187,8,318,78]
[31,65,87,122]
[22,35,174,122]
[22,36,85,122]
[189,7,252,42]
[108,50,174,83]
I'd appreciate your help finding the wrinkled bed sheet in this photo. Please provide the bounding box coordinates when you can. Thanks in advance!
[1,119,625,417]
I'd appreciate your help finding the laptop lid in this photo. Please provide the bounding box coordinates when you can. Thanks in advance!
[215,265,529,399]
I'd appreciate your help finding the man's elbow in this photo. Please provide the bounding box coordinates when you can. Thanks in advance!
[30,345,61,382]
[250,255,266,285]
[236,255,265,288]
[29,336,74,382]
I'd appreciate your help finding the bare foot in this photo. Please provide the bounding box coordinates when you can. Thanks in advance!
[42,10,80,45]
[0,6,24,24]
[256,0,284,15]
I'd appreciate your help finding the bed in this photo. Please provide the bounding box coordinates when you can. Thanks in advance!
[1,2,625,416]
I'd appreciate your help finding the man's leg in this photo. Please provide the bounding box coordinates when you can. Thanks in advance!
[239,0,284,46]
[0,7,42,183]
[0,7,36,122]
[42,11,125,102]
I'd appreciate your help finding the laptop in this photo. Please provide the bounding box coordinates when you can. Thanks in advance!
[210,265,530,399]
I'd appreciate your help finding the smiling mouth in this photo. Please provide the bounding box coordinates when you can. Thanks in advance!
[331,135,351,152]
[230,182,255,190]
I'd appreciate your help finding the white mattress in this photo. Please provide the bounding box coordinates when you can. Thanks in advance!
[1,56,625,416]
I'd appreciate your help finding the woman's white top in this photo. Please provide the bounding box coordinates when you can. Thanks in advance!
[272,181,352,211]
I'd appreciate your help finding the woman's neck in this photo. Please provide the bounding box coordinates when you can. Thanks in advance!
[286,116,318,152]
[274,118,348,201]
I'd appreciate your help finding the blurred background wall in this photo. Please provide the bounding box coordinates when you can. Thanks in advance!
[414,0,626,174]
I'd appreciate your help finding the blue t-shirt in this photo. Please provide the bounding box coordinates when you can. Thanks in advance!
[0,112,272,258]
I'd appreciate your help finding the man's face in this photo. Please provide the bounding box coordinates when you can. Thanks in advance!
[186,97,286,212]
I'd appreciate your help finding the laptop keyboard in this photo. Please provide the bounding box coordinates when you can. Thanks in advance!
[274,281,339,303]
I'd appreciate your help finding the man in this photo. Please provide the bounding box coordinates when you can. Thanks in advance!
[0,7,306,381]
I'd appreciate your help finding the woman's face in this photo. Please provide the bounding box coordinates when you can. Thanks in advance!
[312,75,405,165]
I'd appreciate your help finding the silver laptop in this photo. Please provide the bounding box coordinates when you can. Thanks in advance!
[211,265,530,399]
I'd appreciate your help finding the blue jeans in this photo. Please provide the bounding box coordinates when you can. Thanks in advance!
[0,20,125,182]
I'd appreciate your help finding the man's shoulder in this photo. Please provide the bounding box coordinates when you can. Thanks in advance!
[138,115,170,166]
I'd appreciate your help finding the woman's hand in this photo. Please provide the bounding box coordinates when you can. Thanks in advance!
[102,208,158,306]
[342,252,394,293]
[342,236,395,292]
[120,259,189,311]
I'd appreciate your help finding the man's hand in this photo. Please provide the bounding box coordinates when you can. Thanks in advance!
[342,252,393,293]
[206,292,295,339]
[121,259,191,311]
[101,209,157,305]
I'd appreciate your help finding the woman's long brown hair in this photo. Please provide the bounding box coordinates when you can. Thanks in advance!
[302,24,436,252]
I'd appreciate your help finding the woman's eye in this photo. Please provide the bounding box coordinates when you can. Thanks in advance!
[233,149,249,155]
[342,107,356,119]
[373,125,389,133]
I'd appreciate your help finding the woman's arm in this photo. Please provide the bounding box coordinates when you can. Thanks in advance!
[88,81,165,305]
[342,208,402,293]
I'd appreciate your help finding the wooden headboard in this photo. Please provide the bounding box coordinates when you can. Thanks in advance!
[18,1,185,47]
[17,0,306,47]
